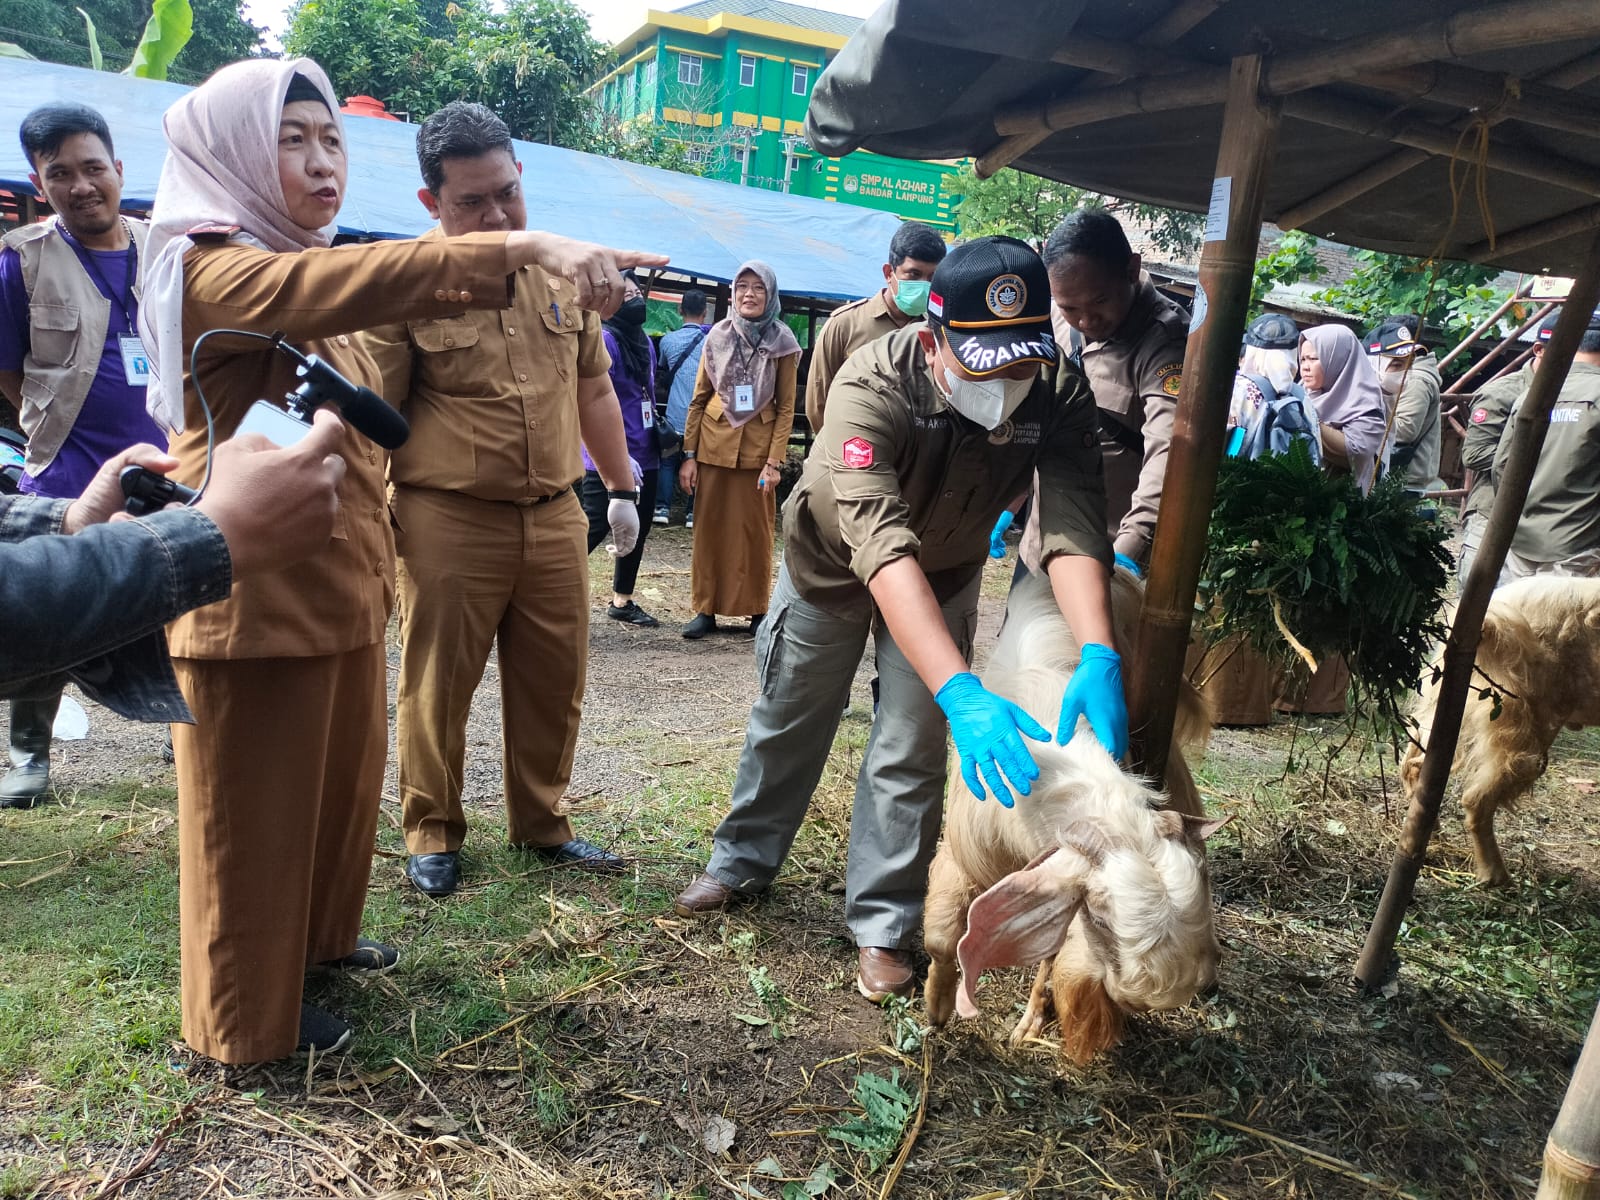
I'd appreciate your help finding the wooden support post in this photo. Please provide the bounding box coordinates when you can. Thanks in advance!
[1354,229,1600,987]
[1127,54,1279,793]
[1537,993,1600,1199]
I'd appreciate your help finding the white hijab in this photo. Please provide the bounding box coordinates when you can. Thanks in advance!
[139,58,344,432]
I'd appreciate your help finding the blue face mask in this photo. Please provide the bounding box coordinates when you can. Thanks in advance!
[894,279,932,317]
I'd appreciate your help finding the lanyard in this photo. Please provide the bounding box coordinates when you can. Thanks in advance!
[57,218,137,329]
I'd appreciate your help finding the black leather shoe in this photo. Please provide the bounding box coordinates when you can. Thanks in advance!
[406,851,460,897]
[608,600,660,627]
[682,612,716,640]
[528,838,626,872]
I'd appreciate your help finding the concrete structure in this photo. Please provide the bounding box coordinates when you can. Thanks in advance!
[591,1,960,233]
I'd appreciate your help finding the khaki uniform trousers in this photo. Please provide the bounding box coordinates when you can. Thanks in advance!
[394,485,588,854]
[173,643,387,1064]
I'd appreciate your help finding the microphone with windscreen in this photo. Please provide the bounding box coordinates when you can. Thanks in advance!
[273,338,411,449]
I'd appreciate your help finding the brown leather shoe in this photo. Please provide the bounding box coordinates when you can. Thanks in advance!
[672,871,751,917]
[857,946,916,1003]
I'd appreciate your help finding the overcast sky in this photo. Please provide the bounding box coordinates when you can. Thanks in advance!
[243,0,883,53]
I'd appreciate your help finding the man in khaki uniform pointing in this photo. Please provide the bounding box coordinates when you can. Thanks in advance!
[364,103,640,898]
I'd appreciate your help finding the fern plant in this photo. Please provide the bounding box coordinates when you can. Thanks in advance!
[825,1070,916,1173]
[1197,440,1453,735]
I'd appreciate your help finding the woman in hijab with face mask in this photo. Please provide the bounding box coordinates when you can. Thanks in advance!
[1298,324,1389,494]
[582,272,661,625]
[141,58,662,1065]
[679,261,801,639]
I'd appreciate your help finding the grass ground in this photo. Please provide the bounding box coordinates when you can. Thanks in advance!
[2,546,1597,1199]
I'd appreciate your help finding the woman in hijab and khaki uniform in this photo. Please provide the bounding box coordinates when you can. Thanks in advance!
[679,261,801,638]
[141,58,660,1063]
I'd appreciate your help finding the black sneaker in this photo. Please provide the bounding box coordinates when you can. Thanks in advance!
[682,612,716,640]
[608,600,660,627]
[296,1003,353,1054]
[314,937,399,975]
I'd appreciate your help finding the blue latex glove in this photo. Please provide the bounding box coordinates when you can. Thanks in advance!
[1057,643,1129,761]
[989,510,1015,559]
[935,671,1050,807]
[1113,552,1142,578]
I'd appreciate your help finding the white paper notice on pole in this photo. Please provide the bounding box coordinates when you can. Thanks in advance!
[1189,283,1208,333]
[1205,177,1232,242]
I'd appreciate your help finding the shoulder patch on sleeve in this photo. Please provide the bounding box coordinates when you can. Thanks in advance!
[186,223,241,241]
[1471,407,1488,424]
[1156,361,1184,396]
[841,436,875,469]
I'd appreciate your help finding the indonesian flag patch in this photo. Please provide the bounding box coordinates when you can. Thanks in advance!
[841,436,875,468]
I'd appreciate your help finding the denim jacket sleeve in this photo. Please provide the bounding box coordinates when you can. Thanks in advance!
[0,496,232,721]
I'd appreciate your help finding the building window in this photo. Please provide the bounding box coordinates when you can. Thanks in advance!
[791,64,808,95]
[683,143,711,166]
[642,57,657,93]
[731,145,749,167]
[679,53,702,85]
[739,54,757,87]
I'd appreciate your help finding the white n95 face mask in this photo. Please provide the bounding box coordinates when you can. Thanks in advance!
[941,368,1034,430]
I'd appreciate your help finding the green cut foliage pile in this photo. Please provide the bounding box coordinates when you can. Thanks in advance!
[1196,440,1454,732]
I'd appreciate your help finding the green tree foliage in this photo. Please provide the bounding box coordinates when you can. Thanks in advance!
[284,0,605,146]
[1249,229,1322,316]
[0,0,261,82]
[1312,248,1509,348]
[943,164,1204,257]
[587,113,706,178]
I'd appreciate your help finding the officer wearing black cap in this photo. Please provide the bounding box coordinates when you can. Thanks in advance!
[1365,316,1443,494]
[671,237,1122,1005]
[1489,306,1600,582]
[1458,316,1547,578]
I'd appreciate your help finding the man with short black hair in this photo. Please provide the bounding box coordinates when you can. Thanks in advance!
[1366,316,1442,494]
[655,287,710,527]
[672,237,1123,1005]
[0,102,162,808]
[804,221,946,432]
[362,101,637,897]
[1489,308,1600,583]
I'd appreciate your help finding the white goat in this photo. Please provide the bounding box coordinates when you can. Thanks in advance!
[1403,576,1600,886]
[924,569,1224,1064]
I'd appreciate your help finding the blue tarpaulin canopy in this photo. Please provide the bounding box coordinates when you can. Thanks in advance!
[0,58,904,302]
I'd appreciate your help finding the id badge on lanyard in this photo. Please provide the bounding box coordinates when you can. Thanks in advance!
[118,335,151,387]
[733,384,755,413]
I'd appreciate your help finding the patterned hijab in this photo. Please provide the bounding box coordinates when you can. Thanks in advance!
[140,58,344,432]
[700,261,801,429]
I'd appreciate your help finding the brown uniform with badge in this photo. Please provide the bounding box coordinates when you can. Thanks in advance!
[166,231,512,1064]
[361,227,611,859]
[1021,274,1189,568]
[1458,362,1528,577]
[804,289,915,432]
[1492,360,1600,575]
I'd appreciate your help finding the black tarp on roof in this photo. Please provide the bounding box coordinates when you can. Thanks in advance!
[806,0,1600,276]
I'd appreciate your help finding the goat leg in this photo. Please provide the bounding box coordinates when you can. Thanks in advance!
[923,847,974,1026]
[1009,960,1054,1046]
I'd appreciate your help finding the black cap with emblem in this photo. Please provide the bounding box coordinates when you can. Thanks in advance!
[926,235,1057,376]
[1536,307,1600,342]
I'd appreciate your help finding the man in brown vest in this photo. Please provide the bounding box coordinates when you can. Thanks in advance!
[0,102,163,807]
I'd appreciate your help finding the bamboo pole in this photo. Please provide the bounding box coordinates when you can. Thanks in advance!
[1127,54,1279,791]
[1536,993,1600,1200]
[1281,91,1600,200]
[1280,49,1600,230]
[1466,204,1600,264]
[1354,228,1600,987]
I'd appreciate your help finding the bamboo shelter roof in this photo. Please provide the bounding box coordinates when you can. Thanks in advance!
[805,0,1600,276]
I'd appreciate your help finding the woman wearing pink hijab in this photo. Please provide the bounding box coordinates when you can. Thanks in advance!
[141,58,663,1063]
[1298,324,1389,494]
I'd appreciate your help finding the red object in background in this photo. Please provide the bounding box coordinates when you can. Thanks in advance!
[340,95,399,121]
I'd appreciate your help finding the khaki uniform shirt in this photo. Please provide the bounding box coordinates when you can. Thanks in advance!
[683,353,798,470]
[166,233,511,661]
[805,288,916,432]
[361,227,610,502]
[1459,362,1529,520]
[783,324,1110,612]
[1387,350,1442,490]
[1493,361,1600,561]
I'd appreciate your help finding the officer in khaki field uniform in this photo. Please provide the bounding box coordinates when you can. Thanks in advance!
[1365,317,1443,493]
[1458,336,1540,579]
[1015,209,1189,574]
[144,60,660,1063]
[1490,308,1600,583]
[362,103,643,900]
[804,222,946,432]
[672,238,1127,1005]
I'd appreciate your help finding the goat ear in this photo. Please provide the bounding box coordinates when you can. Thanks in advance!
[1178,813,1233,842]
[955,866,1083,1019]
